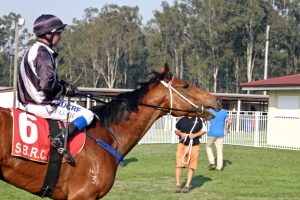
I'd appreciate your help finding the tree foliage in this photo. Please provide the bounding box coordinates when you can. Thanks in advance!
[59,5,146,88]
[1,1,300,93]
[0,12,32,87]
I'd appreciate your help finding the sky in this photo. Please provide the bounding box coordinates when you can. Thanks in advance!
[1,0,173,33]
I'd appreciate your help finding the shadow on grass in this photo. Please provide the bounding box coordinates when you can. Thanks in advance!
[183,175,212,191]
[223,160,232,170]
[122,157,138,167]
[210,159,233,171]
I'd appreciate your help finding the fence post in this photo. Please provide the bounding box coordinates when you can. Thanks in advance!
[236,100,241,132]
[254,112,260,147]
[171,116,177,144]
[236,111,240,134]
[86,97,90,109]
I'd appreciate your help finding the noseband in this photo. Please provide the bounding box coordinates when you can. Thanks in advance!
[139,77,204,114]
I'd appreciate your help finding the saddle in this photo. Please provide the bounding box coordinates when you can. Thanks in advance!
[10,108,85,163]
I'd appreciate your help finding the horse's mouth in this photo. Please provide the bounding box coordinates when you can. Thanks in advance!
[203,103,222,113]
[197,106,216,120]
[204,108,215,118]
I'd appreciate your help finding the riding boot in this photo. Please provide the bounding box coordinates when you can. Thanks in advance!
[66,122,80,140]
[50,123,79,165]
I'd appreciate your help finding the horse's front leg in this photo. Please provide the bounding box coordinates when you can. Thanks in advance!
[65,178,115,200]
[67,192,98,200]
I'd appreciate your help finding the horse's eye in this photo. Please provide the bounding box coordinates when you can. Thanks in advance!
[183,83,189,89]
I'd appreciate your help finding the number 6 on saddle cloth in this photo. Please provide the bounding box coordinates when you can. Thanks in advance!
[10,108,85,163]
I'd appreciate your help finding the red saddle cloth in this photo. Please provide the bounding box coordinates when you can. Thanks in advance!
[10,108,85,163]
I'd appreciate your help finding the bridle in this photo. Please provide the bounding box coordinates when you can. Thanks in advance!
[139,77,205,115]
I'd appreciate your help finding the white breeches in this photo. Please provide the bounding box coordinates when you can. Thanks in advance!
[19,100,94,125]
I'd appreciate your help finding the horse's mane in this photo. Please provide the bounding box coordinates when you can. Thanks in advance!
[90,71,165,127]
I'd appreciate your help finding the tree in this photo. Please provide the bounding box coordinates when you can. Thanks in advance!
[148,0,190,78]
[186,0,234,92]
[0,12,32,87]
[60,5,146,88]
[271,0,300,75]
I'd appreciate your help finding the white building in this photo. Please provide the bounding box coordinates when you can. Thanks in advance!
[0,87,15,108]
[241,73,300,149]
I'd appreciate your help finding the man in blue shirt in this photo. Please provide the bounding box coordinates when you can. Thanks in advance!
[206,106,231,171]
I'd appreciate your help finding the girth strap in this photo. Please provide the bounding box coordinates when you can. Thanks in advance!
[39,120,64,198]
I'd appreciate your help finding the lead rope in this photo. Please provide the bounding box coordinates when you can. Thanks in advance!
[181,118,198,165]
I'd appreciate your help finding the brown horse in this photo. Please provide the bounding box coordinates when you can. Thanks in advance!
[0,66,221,200]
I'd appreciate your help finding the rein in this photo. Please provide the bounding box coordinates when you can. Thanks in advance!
[76,93,109,104]
[138,103,198,113]
[76,80,205,115]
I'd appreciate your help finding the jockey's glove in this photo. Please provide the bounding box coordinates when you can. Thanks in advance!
[65,84,77,97]
[60,79,69,87]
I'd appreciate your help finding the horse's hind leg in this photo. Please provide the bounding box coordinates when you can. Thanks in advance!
[0,108,12,167]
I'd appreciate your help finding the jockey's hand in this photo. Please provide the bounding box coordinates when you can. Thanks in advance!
[60,79,69,86]
[65,84,77,97]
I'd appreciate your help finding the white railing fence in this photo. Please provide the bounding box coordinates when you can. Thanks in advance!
[139,111,300,150]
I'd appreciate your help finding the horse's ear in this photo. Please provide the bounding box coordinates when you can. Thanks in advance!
[164,63,170,73]
[158,66,165,73]
[163,63,172,80]
[158,63,169,74]
[156,63,172,80]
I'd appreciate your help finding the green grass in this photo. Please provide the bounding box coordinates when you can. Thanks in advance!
[1,144,300,200]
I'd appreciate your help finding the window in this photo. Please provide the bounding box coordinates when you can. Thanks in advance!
[276,95,299,117]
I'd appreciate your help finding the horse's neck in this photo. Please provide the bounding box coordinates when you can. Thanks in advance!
[114,105,164,156]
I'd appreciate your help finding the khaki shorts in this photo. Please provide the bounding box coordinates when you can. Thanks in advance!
[176,143,199,170]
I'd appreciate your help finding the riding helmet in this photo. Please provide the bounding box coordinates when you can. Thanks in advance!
[33,14,66,36]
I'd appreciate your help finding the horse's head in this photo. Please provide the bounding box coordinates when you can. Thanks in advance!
[149,64,221,120]
[92,64,221,127]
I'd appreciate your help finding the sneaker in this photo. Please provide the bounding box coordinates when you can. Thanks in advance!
[182,186,190,193]
[175,185,181,193]
[209,164,216,170]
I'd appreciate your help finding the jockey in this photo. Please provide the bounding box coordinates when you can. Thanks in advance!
[17,14,94,164]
